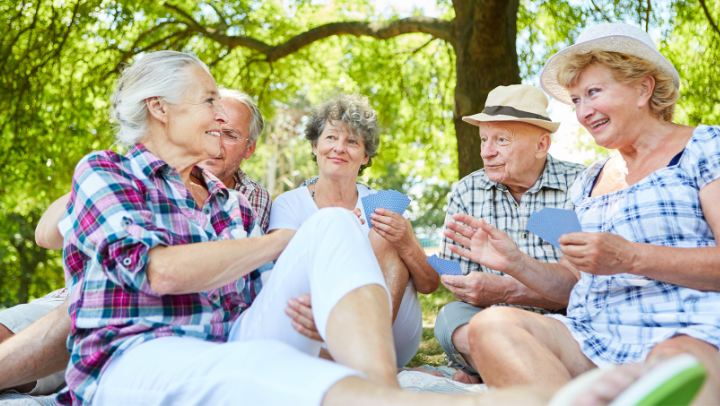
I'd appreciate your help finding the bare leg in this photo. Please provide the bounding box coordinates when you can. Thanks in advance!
[369,230,409,323]
[324,284,398,387]
[0,300,70,391]
[452,324,479,372]
[468,307,596,388]
[648,336,720,405]
[322,376,556,406]
[0,325,36,393]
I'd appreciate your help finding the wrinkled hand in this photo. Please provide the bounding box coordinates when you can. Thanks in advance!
[443,213,524,275]
[285,294,322,342]
[370,208,413,254]
[559,232,637,276]
[352,208,366,225]
[441,272,509,308]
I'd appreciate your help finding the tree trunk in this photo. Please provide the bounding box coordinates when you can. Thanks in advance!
[452,0,521,179]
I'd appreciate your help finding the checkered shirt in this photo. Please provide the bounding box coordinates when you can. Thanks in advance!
[56,144,265,405]
[547,125,720,366]
[233,168,271,233]
[440,154,586,314]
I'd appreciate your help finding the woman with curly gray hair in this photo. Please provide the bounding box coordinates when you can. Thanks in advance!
[269,94,439,368]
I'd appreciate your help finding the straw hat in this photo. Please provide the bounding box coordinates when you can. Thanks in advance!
[540,23,680,105]
[462,84,560,133]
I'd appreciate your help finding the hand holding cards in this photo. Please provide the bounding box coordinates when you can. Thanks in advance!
[526,208,582,248]
[426,254,463,276]
[361,190,411,228]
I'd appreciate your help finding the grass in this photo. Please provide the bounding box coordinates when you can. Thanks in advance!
[405,283,457,368]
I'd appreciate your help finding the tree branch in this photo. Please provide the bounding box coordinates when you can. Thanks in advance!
[393,37,436,54]
[589,0,613,22]
[699,0,720,38]
[164,3,454,62]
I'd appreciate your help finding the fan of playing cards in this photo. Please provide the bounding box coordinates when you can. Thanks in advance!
[426,255,463,276]
[360,190,411,228]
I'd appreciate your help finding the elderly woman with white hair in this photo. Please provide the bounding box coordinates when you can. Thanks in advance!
[269,94,439,368]
[444,23,720,405]
[53,50,482,406]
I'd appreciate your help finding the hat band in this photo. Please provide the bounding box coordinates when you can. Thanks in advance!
[482,105,552,122]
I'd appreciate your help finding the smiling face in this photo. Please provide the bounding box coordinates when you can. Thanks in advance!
[199,98,256,187]
[313,120,369,180]
[479,121,550,191]
[164,65,227,160]
[568,63,648,149]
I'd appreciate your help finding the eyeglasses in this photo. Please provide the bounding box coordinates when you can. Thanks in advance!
[221,129,251,145]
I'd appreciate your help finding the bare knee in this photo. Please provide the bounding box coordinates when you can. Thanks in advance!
[649,335,720,362]
[467,307,530,350]
[0,323,13,344]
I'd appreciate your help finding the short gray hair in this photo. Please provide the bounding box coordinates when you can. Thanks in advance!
[305,94,379,175]
[111,51,210,148]
[218,88,264,144]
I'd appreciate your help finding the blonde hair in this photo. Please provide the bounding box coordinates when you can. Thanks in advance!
[557,51,679,122]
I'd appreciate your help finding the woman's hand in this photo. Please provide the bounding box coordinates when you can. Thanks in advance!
[443,213,524,275]
[285,294,322,342]
[559,232,638,275]
[352,208,365,225]
[370,208,413,254]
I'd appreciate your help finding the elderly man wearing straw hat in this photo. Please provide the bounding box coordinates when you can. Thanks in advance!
[433,84,586,383]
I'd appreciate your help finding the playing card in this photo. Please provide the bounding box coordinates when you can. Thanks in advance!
[426,254,463,276]
[526,208,582,248]
[361,193,381,228]
[379,189,411,215]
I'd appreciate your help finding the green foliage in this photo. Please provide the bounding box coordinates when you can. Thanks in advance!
[1,0,718,307]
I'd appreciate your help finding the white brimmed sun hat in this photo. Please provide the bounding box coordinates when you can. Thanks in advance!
[540,22,680,105]
[462,84,560,133]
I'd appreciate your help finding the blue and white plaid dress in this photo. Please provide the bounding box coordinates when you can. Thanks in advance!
[548,125,720,367]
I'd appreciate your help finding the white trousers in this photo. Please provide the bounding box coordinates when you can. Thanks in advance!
[93,208,389,406]
[392,281,423,367]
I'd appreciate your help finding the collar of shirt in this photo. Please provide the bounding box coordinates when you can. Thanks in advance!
[129,143,229,201]
[233,168,254,192]
[476,154,573,194]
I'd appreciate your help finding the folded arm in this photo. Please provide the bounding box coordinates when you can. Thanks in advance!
[147,229,294,295]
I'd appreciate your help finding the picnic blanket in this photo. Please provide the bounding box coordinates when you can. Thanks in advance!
[398,365,487,394]
[0,390,56,406]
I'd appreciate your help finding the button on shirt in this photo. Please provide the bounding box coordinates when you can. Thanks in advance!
[233,168,272,233]
[56,144,265,406]
[439,154,587,314]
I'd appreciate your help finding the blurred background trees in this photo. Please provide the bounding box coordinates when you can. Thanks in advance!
[1,0,718,306]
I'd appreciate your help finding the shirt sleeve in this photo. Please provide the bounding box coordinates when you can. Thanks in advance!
[61,152,181,295]
[267,192,302,232]
[684,126,720,190]
[257,188,272,233]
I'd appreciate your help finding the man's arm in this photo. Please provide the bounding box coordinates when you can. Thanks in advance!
[35,193,70,249]
[0,299,70,391]
[441,271,566,309]
[445,214,580,304]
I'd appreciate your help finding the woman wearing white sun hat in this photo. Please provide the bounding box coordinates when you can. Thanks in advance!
[443,22,720,404]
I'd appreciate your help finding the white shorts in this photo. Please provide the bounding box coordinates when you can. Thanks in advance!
[393,281,422,367]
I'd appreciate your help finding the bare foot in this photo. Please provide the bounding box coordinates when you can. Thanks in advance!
[573,364,643,406]
[453,369,482,384]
